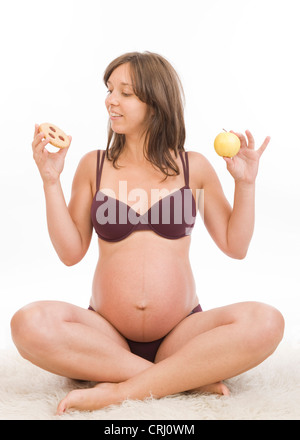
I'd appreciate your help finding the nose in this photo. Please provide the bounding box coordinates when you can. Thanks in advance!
[106,90,119,107]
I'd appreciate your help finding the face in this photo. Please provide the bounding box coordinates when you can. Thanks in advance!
[105,63,149,138]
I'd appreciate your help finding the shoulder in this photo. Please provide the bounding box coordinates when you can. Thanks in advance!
[77,149,100,168]
[75,149,105,174]
[72,150,103,188]
[186,150,217,188]
[186,150,211,168]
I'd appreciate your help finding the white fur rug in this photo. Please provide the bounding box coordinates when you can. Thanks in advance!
[0,340,299,420]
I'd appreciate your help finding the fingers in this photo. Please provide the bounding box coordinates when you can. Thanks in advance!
[230,129,269,155]
[258,136,271,157]
[223,156,232,165]
[243,129,270,156]
[57,136,71,157]
[32,131,50,154]
[32,124,51,163]
[34,123,39,138]
[57,146,70,159]
[245,130,255,149]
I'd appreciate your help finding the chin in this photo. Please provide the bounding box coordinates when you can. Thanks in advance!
[110,127,125,135]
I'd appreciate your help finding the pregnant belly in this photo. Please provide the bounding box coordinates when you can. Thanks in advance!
[91,248,197,341]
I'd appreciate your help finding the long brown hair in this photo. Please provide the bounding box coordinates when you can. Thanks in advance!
[103,51,186,181]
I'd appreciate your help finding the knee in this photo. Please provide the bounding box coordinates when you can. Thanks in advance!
[10,302,55,354]
[243,302,285,354]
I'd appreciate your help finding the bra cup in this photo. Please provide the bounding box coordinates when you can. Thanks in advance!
[91,196,135,242]
[91,148,196,242]
[91,187,196,242]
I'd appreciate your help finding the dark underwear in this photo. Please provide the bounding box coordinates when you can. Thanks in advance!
[88,304,202,363]
[90,150,197,242]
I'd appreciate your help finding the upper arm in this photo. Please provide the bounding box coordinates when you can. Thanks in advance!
[191,152,232,255]
[67,150,97,257]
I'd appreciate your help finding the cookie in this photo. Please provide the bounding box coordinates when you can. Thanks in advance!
[39,123,70,149]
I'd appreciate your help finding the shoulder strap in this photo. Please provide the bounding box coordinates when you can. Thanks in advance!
[184,151,190,186]
[179,150,189,186]
[96,150,105,191]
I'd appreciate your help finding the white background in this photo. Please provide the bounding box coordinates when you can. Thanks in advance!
[0,0,299,348]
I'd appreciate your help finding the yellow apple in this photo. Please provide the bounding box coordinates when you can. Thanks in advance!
[214,132,241,158]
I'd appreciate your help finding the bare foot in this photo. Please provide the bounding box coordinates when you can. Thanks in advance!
[56,380,230,415]
[56,382,120,414]
[190,381,230,396]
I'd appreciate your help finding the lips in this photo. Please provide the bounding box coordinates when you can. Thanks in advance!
[108,105,123,117]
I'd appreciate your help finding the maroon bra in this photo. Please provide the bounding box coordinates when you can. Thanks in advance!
[91,150,196,242]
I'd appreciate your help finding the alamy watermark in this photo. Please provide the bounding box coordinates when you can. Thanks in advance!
[95,181,204,226]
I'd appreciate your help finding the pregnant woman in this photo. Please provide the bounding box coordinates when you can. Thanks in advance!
[11,52,284,414]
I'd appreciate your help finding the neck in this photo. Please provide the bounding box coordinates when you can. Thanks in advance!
[122,134,148,165]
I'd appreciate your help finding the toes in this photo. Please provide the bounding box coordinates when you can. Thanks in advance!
[56,397,68,415]
[56,390,80,415]
[190,381,230,396]
[220,383,230,396]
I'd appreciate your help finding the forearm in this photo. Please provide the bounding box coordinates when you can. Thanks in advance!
[43,181,83,265]
[226,181,255,259]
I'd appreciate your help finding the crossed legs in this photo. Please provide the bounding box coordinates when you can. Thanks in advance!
[10,300,284,414]
[10,301,152,382]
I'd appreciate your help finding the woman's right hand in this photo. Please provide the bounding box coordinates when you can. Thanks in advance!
[32,124,72,185]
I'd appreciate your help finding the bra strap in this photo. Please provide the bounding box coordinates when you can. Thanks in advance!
[96,150,105,191]
[179,150,189,186]
[184,151,190,186]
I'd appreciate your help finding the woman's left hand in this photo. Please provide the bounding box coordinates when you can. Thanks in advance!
[223,130,270,184]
